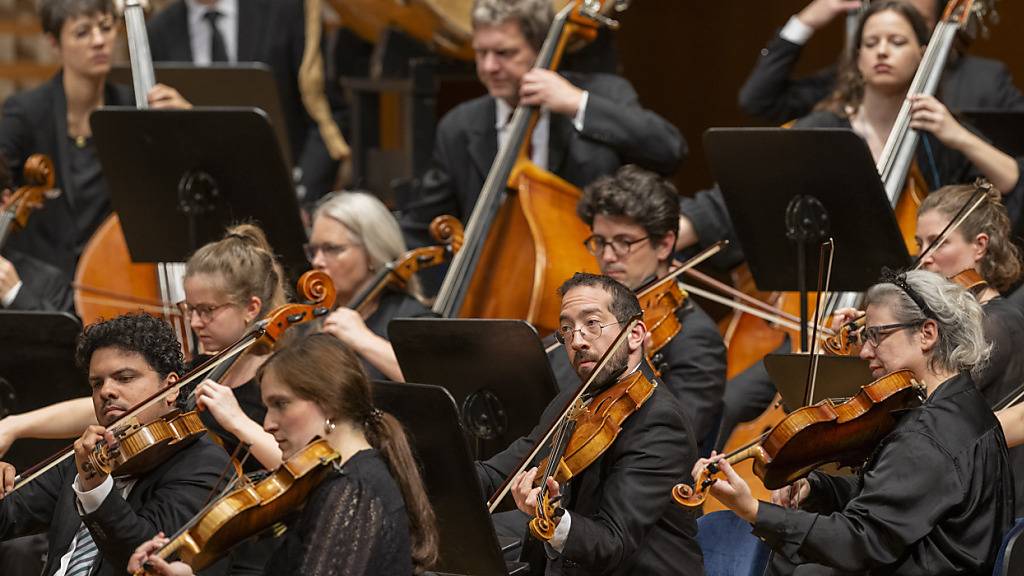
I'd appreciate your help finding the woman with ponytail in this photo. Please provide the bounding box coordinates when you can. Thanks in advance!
[130,332,439,575]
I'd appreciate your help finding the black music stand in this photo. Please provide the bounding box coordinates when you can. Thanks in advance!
[704,128,910,351]
[89,107,307,273]
[372,381,528,576]
[108,63,293,165]
[764,354,875,411]
[388,319,559,460]
[0,312,85,471]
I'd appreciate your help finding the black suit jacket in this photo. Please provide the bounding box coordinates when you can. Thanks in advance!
[476,361,704,576]
[146,0,343,202]
[1,248,72,311]
[738,32,1024,123]
[0,435,230,576]
[400,73,685,248]
[0,73,132,284]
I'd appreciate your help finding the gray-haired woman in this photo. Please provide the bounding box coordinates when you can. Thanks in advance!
[693,270,1014,575]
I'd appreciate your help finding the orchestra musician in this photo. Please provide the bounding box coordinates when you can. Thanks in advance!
[478,273,704,575]
[682,0,1024,451]
[128,332,439,576]
[0,0,191,314]
[0,155,71,312]
[310,191,436,381]
[739,0,1024,125]
[0,313,231,576]
[694,270,1014,575]
[566,164,727,449]
[145,0,344,204]
[399,0,684,251]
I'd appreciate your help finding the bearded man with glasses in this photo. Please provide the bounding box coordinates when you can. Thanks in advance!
[476,272,704,576]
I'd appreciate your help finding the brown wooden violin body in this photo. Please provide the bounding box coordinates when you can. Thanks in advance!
[636,277,685,357]
[139,439,341,573]
[530,364,655,540]
[673,369,924,508]
[89,410,206,477]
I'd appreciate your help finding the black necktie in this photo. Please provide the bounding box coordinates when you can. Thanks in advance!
[203,9,228,62]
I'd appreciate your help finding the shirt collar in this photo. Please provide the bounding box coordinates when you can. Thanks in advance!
[185,0,238,25]
[494,97,514,131]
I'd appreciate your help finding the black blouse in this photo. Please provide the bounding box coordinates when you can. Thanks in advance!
[753,371,1014,575]
[263,449,413,576]
[361,288,436,381]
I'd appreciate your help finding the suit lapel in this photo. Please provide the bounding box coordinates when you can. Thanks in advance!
[50,75,76,212]
[547,113,571,175]
[467,99,499,185]
[169,2,194,61]
[237,0,270,62]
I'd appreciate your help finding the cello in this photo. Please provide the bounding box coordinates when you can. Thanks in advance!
[432,0,612,335]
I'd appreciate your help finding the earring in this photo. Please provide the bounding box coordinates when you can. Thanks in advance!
[324,418,336,435]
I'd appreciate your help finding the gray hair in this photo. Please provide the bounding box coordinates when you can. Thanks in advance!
[313,191,422,300]
[864,270,990,377]
[471,0,553,52]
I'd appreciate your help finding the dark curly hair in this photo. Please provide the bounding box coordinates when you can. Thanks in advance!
[577,164,680,242]
[39,0,113,39]
[75,313,184,379]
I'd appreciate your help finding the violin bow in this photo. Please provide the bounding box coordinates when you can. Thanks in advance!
[487,313,642,512]
[804,238,835,407]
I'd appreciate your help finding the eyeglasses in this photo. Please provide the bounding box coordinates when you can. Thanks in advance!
[582,235,650,257]
[303,242,352,262]
[178,301,235,323]
[555,319,622,344]
[856,322,923,347]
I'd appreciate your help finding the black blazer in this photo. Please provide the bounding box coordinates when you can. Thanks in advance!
[2,248,72,311]
[0,436,230,576]
[476,361,704,576]
[0,73,132,282]
[146,0,343,202]
[738,32,1024,123]
[400,73,686,248]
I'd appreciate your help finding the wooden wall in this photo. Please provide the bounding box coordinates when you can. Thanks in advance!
[614,0,1024,196]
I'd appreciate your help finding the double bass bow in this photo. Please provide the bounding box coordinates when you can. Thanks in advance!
[432,0,614,335]
[10,270,335,492]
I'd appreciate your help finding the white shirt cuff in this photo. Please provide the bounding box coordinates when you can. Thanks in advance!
[1,281,22,307]
[544,510,572,555]
[781,15,815,45]
[73,473,113,515]
[573,91,589,132]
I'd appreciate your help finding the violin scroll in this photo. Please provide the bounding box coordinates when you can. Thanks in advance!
[4,154,56,231]
[528,492,560,542]
[672,471,713,508]
[429,215,464,253]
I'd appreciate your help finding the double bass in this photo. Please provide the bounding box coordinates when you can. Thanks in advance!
[432,0,612,335]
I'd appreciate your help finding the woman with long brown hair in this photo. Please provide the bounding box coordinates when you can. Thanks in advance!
[129,333,439,575]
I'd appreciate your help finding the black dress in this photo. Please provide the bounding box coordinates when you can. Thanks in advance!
[361,288,436,381]
[754,372,1014,575]
[263,449,413,576]
[978,296,1024,517]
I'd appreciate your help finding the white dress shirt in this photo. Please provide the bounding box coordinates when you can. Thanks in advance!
[51,475,136,576]
[184,0,239,64]
[494,91,589,170]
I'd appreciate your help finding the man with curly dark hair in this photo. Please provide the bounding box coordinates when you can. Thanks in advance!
[0,313,230,576]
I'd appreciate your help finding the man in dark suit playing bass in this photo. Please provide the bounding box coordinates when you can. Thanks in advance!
[400,0,684,250]
[0,314,230,576]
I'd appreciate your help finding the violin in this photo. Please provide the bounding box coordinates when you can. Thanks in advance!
[348,215,463,314]
[531,365,655,540]
[134,438,340,574]
[672,369,924,508]
[11,270,336,492]
[0,154,56,250]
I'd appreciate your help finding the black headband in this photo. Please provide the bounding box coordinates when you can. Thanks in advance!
[881,269,938,321]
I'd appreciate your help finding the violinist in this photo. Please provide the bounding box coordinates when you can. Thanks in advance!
[0,313,230,576]
[400,0,684,251]
[0,155,72,312]
[567,164,726,448]
[0,0,191,312]
[693,270,1013,575]
[739,0,1024,125]
[478,272,703,575]
[310,191,436,381]
[128,333,439,576]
